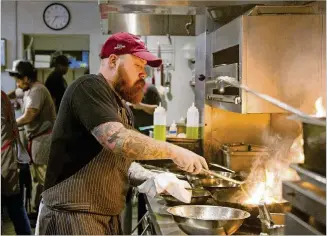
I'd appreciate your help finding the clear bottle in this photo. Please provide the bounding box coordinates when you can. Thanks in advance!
[169,120,177,137]
[154,103,166,141]
[186,102,199,139]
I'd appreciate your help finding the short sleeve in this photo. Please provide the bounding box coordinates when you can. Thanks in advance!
[25,87,44,110]
[71,78,121,131]
[45,75,56,96]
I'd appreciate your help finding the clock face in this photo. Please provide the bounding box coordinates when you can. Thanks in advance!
[43,3,70,30]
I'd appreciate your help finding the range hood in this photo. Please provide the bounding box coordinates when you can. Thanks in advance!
[98,0,312,35]
[99,2,198,35]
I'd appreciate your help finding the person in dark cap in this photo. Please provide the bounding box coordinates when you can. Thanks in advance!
[6,60,56,217]
[45,55,70,113]
[38,32,208,235]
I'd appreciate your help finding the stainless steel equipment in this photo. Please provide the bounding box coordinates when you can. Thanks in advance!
[166,205,250,235]
[106,13,196,36]
[282,163,326,235]
[260,213,285,235]
[160,188,211,206]
[290,164,326,190]
[204,5,321,114]
[302,122,326,176]
[186,171,235,182]
[212,189,290,228]
[191,178,239,193]
[206,63,241,113]
[220,143,269,173]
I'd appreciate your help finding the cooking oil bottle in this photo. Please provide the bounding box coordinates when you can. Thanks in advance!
[154,103,166,141]
[186,102,199,139]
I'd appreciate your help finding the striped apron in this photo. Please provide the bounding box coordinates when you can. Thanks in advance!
[38,95,134,235]
[1,91,21,196]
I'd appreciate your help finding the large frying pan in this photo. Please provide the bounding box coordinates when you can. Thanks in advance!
[191,178,240,193]
[211,189,290,227]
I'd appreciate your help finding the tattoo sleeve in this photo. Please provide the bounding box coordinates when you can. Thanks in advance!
[91,122,172,160]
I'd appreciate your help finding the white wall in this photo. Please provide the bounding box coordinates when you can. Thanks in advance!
[1,0,196,124]
[1,1,17,92]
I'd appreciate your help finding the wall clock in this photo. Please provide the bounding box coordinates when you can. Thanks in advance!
[43,3,70,31]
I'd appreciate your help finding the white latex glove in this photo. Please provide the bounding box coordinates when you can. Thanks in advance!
[137,172,192,203]
[170,145,208,174]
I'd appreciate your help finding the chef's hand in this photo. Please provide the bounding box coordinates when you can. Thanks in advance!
[137,172,192,203]
[169,145,208,174]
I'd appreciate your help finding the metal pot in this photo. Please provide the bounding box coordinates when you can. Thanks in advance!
[191,178,239,193]
[211,189,290,227]
[260,213,285,235]
[166,205,251,235]
[161,188,211,206]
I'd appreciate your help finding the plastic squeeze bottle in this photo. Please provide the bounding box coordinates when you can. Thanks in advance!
[186,102,199,139]
[169,121,177,137]
[154,103,166,141]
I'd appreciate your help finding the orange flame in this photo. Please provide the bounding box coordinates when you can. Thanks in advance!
[244,170,280,204]
[315,97,326,117]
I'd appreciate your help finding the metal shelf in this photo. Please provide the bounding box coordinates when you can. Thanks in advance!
[290,163,326,190]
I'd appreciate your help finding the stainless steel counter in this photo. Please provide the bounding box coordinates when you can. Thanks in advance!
[144,195,260,235]
[144,195,186,235]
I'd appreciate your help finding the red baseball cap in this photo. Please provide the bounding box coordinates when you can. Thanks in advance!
[100,32,162,68]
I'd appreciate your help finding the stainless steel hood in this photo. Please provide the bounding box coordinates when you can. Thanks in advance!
[98,0,313,35]
[105,13,195,36]
[99,1,198,35]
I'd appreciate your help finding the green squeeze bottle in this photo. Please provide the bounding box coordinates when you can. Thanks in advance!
[154,103,166,141]
[186,102,199,139]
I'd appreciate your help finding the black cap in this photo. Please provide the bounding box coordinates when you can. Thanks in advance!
[6,60,36,78]
[52,55,71,67]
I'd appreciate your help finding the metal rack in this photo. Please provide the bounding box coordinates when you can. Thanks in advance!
[282,163,326,235]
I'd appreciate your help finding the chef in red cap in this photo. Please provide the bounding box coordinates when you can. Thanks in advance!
[37,32,208,235]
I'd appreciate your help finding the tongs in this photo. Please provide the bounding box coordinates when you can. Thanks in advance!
[209,163,235,173]
[258,202,275,228]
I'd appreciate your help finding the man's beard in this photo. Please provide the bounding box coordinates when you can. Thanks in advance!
[112,65,145,104]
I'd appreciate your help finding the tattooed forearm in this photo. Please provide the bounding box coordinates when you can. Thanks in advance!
[92,122,172,160]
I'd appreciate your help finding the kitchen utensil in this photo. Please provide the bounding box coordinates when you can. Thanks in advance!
[218,76,326,126]
[209,163,236,173]
[166,205,250,235]
[221,149,269,173]
[288,114,326,127]
[258,202,275,227]
[201,169,244,185]
[191,178,240,193]
[260,213,285,235]
[211,189,290,227]
[186,171,235,182]
[160,188,211,206]
[141,164,186,180]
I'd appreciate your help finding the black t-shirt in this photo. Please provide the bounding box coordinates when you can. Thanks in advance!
[131,85,161,132]
[45,71,68,113]
[44,74,134,190]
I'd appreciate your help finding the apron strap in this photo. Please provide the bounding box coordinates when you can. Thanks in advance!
[28,129,52,163]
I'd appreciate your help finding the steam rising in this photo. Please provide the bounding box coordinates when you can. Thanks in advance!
[233,132,302,204]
